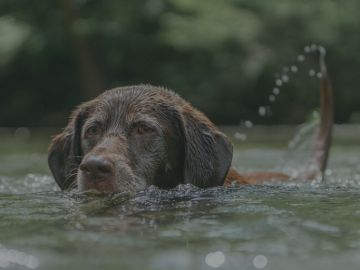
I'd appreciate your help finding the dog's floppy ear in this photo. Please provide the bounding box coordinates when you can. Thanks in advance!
[179,106,233,187]
[48,106,88,190]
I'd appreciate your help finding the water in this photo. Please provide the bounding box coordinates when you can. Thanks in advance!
[0,126,360,270]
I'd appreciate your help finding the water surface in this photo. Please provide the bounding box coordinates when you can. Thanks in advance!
[0,126,359,270]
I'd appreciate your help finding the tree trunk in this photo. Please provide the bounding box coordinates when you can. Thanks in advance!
[58,0,104,99]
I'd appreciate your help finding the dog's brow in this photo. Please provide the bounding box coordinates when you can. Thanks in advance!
[131,116,161,129]
[82,116,106,131]
[86,118,102,125]
[128,115,161,130]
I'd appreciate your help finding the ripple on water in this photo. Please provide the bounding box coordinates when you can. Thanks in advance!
[1,175,360,270]
[0,174,58,194]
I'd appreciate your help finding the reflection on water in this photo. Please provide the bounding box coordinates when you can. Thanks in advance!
[0,126,360,270]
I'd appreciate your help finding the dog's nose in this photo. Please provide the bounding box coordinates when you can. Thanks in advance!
[80,155,114,181]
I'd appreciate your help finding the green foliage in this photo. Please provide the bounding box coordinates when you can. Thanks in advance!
[0,0,359,126]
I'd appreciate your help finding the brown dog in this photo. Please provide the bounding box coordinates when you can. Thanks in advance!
[48,55,333,193]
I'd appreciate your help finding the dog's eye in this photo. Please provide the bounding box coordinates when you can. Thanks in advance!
[85,125,101,137]
[134,125,154,135]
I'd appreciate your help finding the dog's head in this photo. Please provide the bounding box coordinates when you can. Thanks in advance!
[48,85,233,193]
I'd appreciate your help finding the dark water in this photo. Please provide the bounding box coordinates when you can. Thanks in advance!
[0,126,360,270]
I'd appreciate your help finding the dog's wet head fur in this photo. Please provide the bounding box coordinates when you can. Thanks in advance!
[48,85,233,193]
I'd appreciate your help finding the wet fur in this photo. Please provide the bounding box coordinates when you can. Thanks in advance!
[48,86,233,192]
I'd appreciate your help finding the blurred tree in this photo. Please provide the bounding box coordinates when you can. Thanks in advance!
[0,0,359,127]
[58,0,104,99]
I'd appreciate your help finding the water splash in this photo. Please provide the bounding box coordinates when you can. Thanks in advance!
[235,43,328,156]
[258,106,272,117]
[309,69,316,77]
[234,132,247,141]
[281,74,289,83]
[291,65,298,72]
[267,44,324,107]
[273,87,280,95]
[0,174,58,194]
[278,111,320,178]
[297,54,305,62]
[269,95,276,102]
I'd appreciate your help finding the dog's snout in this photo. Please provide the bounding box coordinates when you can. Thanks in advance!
[80,155,114,181]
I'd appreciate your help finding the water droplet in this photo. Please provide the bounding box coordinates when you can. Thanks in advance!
[275,79,282,86]
[281,74,289,83]
[269,95,276,102]
[316,72,323,79]
[318,46,326,54]
[297,54,305,62]
[304,46,311,53]
[273,88,280,95]
[311,44,317,51]
[291,65,298,72]
[253,255,268,269]
[258,106,272,117]
[325,169,332,176]
[258,106,267,117]
[309,69,316,77]
[234,132,247,141]
[205,251,225,268]
[244,120,253,128]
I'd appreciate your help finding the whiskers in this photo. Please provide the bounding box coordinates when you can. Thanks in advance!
[63,165,79,190]
[62,155,85,188]
[120,175,146,194]
[67,179,78,190]
[61,154,147,194]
